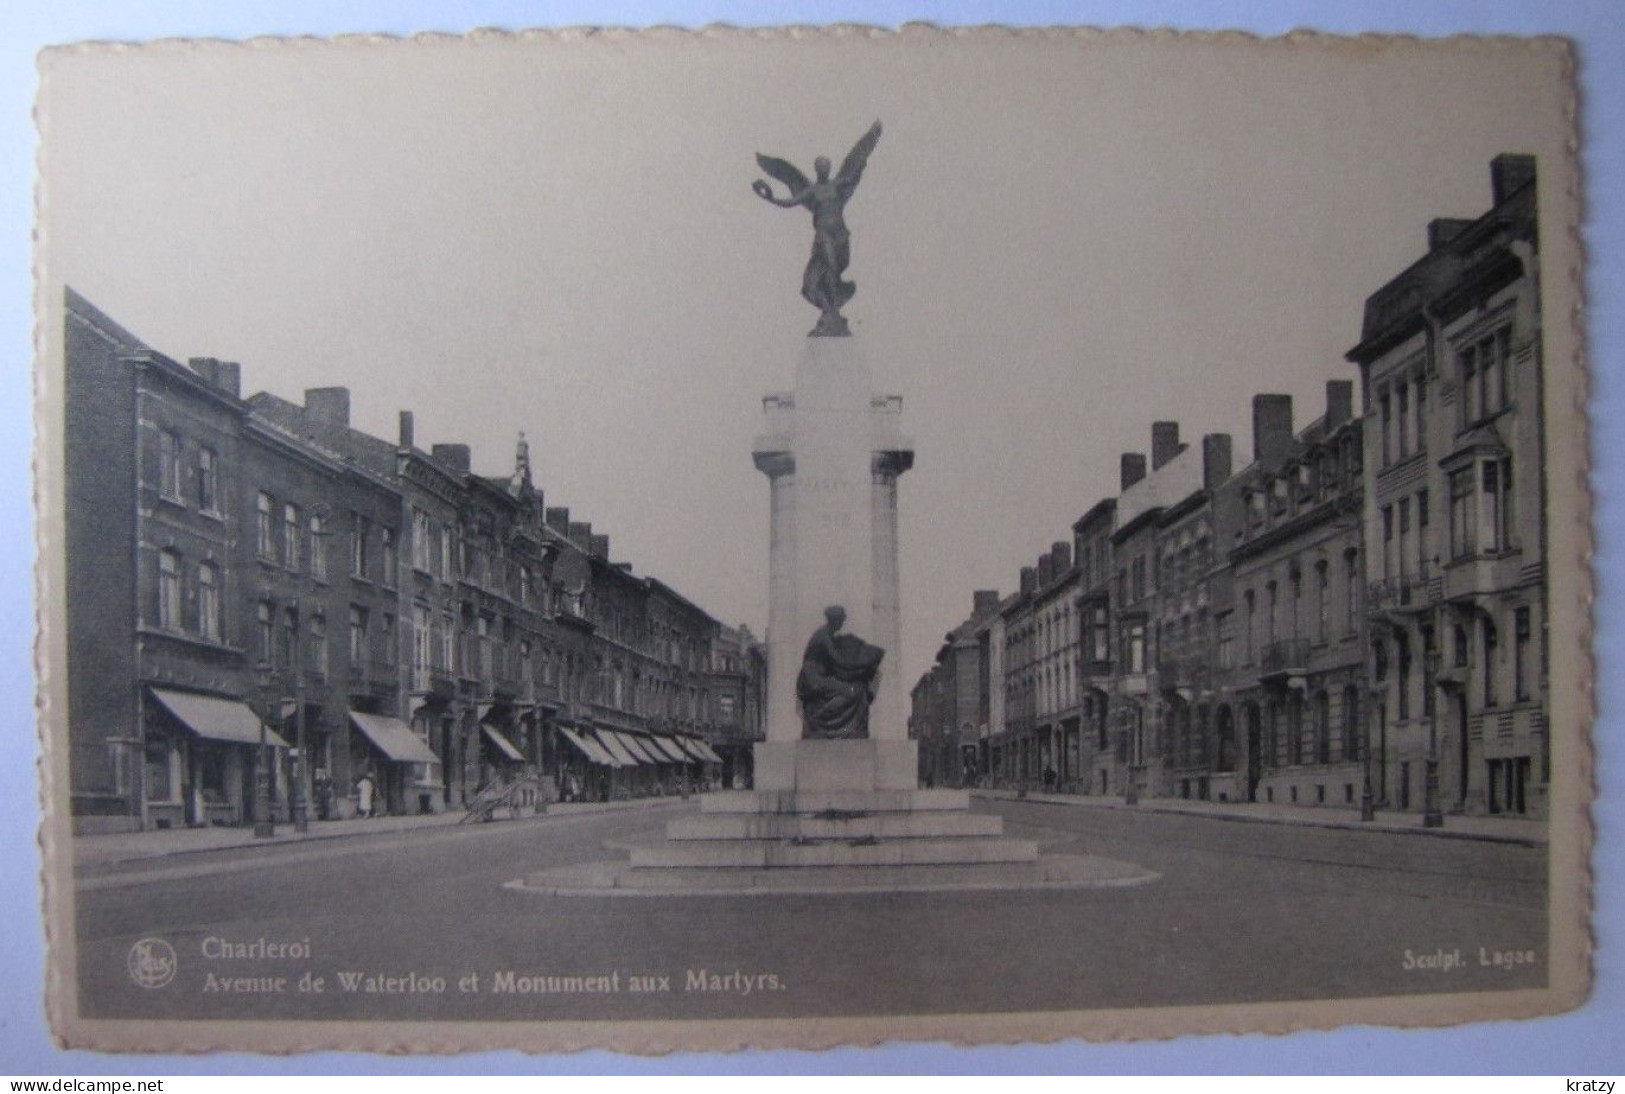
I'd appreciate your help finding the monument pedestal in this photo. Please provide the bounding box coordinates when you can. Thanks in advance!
[630,332,1037,874]
[753,738,918,793]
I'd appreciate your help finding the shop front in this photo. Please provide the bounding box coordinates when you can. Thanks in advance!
[145,687,291,829]
[347,710,441,816]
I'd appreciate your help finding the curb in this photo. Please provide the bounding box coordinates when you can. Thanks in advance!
[974,791,1547,848]
[74,796,696,871]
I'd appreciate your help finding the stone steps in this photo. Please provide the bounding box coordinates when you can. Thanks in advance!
[629,835,1039,869]
[666,810,1004,842]
[701,789,971,815]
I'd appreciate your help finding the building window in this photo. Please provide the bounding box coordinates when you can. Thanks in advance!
[413,606,432,681]
[1342,685,1361,761]
[412,508,433,573]
[1381,506,1394,579]
[1315,690,1331,764]
[349,606,368,665]
[1122,621,1146,674]
[1514,606,1532,702]
[381,527,398,588]
[351,514,370,578]
[1417,490,1430,572]
[1397,498,1411,579]
[306,513,325,580]
[478,616,492,680]
[440,526,455,581]
[198,562,220,640]
[197,446,219,513]
[158,429,183,500]
[279,606,298,670]
[1460,325,1512,425]
[1449,468,1475,559]
[257,493,276,560]
[441,612,456,673]
[309,614,328,677]
[1484,458,1514,552]
[1396,384,1410,459]
[1266,582,1278,645]
[1483,617,1499,708]
[1345,553,1359,634]
[1380,387,1392,466]
[1216,612,1234,670]
[158,549,182,630]
[382,612,396,665]
[1396,632,1411,720]
[258,601,274,663]
[1414,376,1428,452]
[1316,563,1329,644]
[282,503,302,571]
[1422,625,1437,718]
[1243,591,1256,664]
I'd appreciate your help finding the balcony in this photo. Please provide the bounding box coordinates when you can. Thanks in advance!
[1367,564,1441,615]
[411,666,457,701]
[1156,656,1211,700]
[1259,639,1310,689]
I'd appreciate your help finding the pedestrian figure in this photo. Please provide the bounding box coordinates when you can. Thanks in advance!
[355,770,376,819]
[1044,765,1057,792]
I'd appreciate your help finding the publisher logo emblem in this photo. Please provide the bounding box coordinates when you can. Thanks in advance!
[127,937,177,989]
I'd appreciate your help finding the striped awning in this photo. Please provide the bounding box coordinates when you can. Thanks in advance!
[682,736,725,764]
[556,725,620,767]
[643,735,690,764]
[482,725,525,763]
[591,729,644,767]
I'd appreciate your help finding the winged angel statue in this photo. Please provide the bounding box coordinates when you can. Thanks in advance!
[752,121,883,337]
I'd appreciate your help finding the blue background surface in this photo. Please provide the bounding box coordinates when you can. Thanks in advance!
[2,0,1618,1075]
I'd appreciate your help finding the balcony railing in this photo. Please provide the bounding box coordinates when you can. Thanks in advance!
[1156,656,1211,692]
[1260,638,1310,677]
[1367,563,1440,614]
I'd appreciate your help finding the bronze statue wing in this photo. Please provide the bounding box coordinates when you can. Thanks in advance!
[835,120,883,198]
[755,153,811,197]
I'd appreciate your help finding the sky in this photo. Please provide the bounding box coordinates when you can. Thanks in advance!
[38,29,1570,691]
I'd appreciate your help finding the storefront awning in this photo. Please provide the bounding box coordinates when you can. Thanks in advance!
[349,711,439,765]
[682,736,726,764]
[149,687,290,749]
[622,735,668,765]
[644,735,690,764]
[593,730,645,767]
[482,725,525,763]
[556,725,621,767]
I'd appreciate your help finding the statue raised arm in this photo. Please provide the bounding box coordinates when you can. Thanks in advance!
[752,121,883,337]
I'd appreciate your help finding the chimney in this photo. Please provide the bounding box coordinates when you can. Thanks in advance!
[567,521,593,552]
[1490,153,1536,205]
[1120,453,1147,491]
[1151,421,1182,470]
[1019,566,1037,596]
[1428,218,1474,251]
[1325,380,1354,428]
[1050,540,1072,574]
[1252,394,1294,466]
[304,387,351,427]
[398,411,415,449]
[973,590,1000,618]
[545,507,570,534]
[1038,554,1055,587]
[188,357,241,397]
[588,534,610,560]
[431,443,471,475]
[1202,433,1234,492]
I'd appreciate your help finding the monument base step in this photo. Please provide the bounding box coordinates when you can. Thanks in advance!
[629,836,1039,869]
[701,789,970,815]
[666,810,1004,842]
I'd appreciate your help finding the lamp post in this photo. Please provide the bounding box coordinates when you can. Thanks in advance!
[1360,685,1378,822]
[253,659,275,838]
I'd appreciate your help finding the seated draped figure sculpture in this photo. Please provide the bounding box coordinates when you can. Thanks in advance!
[796,605,885,739]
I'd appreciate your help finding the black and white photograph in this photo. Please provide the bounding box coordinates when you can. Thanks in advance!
[32,27,1588,1053]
